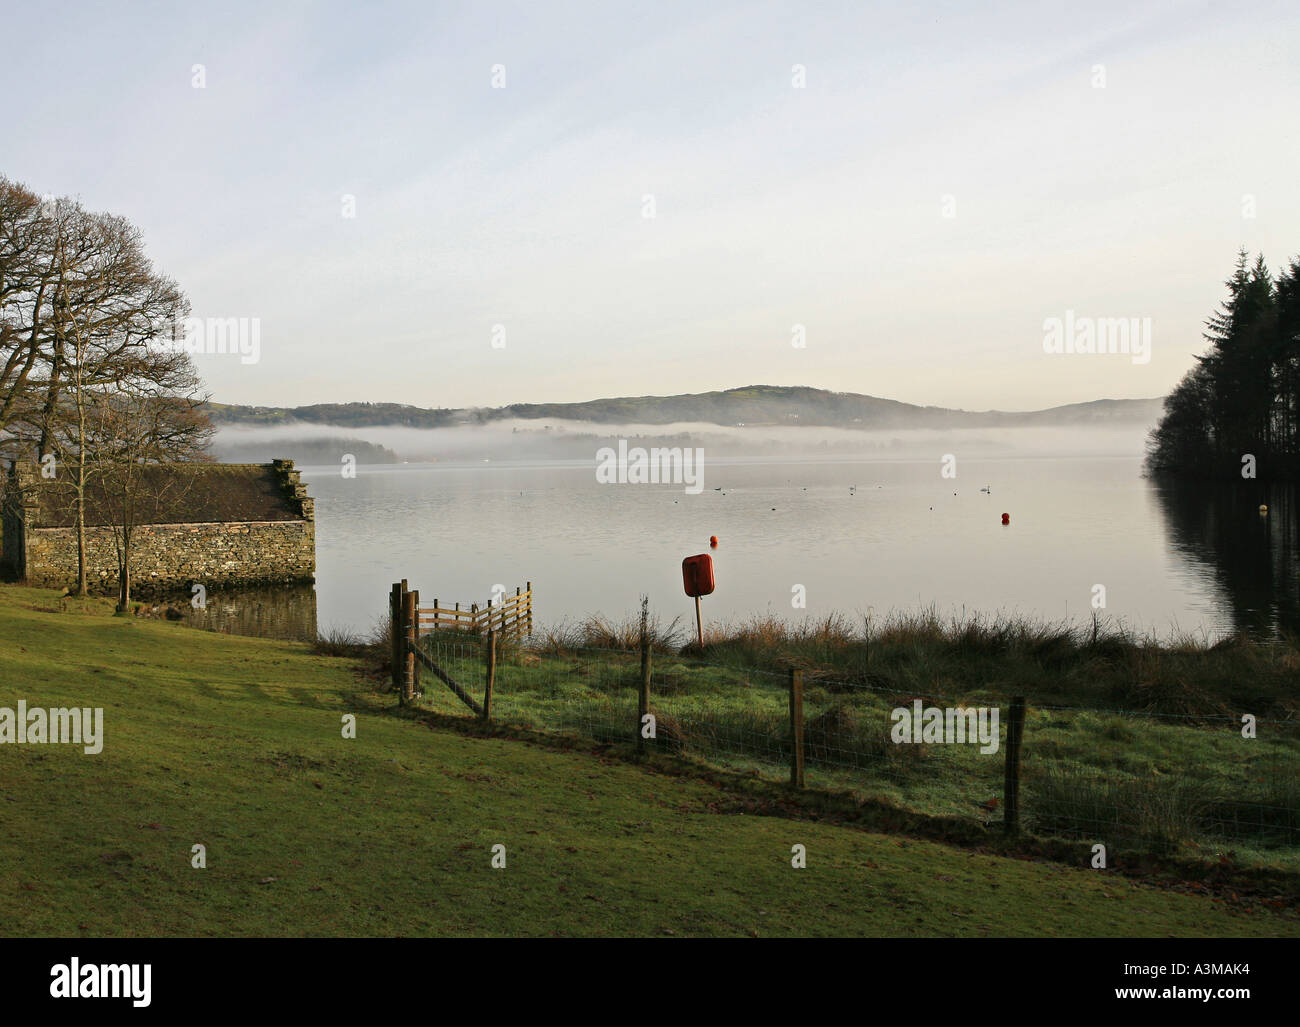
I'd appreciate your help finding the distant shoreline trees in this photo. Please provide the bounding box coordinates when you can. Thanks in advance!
[1147,249,1300,481]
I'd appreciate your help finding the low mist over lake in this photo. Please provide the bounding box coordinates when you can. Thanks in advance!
[277,420,1297,643]
[203,404,1300,644]
[212,418,1156,465]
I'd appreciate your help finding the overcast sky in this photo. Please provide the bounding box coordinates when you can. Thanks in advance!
[4,0,1296,411]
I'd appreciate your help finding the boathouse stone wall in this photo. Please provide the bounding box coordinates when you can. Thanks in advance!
[2,459,315,596]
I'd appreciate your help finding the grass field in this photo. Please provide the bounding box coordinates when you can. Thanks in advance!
[416,625,1300,870]
[0,583,1296,937]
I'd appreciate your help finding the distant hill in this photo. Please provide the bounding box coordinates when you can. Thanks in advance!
[209,435,400,465]
[207,386,1163,431]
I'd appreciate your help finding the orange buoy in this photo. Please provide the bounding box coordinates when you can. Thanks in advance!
[709,535,718,548]
[1001,513,1010,525]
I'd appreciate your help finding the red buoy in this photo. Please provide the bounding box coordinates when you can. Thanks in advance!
[682,554,716,597]
[1001,513,1010,525]
[709,535,719,548]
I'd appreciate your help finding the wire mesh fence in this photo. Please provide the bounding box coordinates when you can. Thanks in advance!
[411,631,1299,861]
[1019,707,1299,854]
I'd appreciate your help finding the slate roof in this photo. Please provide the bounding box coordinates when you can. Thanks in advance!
[17,463,305,527]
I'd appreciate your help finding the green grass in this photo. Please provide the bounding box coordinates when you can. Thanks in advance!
[413,627,1300,869]
[0,583,1296,937]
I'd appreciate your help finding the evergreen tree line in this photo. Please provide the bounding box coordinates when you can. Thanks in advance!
[1147,249,1300,480]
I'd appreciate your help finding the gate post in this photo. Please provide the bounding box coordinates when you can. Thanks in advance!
[402,589,417,703]
[390,582,403,699]
[483,628,497,721]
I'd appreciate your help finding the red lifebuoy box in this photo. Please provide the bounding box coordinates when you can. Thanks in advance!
[682,553,715,597]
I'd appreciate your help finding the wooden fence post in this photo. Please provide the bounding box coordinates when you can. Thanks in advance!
[789,668,805,788]
[1003,696,1026,835]
[400,576,408,697]
[526,581,533,636]
[402,590,417,704]
[409,588,420,697]
[638,610,651,752]
[390,582,403,699]
[483,628,497,721]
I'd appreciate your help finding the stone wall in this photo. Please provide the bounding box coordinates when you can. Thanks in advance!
[3,458,316,596]
[21,519,316,595]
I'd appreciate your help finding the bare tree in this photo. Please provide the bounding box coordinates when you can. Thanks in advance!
[0,178,58,442]
[87,349,213,609]
[2,178,212,599]
[30,204,192,594]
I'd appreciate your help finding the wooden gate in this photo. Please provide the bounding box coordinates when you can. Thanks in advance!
[389,580,530,710]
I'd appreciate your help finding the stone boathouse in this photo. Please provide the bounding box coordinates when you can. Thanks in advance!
[2,459,315,595]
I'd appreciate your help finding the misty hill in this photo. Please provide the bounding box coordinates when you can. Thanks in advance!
[210,434,400,465]
[207,386,1162,431]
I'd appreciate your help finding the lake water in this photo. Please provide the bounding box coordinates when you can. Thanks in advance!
[239,454,1297,644]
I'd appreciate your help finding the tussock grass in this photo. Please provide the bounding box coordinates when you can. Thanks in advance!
[313,624,366,657]
[536,609,685,655]
[513,606,1299,719]
[316,610,396,660]
[1026,766,1220,853]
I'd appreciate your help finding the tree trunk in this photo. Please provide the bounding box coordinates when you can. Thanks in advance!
[73,422,89,595]
[76,473,87,596]
[115,519,133,612]
[118,557,130,611]
[36,341,62,462]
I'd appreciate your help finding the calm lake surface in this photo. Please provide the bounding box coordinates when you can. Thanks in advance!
[251,455,1297,645]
